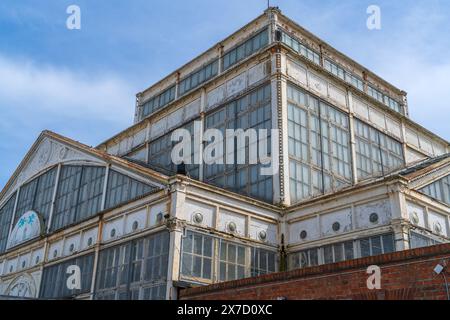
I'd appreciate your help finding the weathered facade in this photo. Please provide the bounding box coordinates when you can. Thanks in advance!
[0,8,449,300]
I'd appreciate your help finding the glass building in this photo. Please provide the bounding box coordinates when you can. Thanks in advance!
[0,8,449,300]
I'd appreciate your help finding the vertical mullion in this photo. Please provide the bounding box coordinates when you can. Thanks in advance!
[376,132,384,176]
[73,166,85,225]
[7,189,20,245]
[47,164,61,233]
[200,235,205,279]
[317,103,326,195]
[31,175,40,212]
[101,165,110,211]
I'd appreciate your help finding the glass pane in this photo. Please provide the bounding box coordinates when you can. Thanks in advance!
[344,241,354,260]
[193,256,202,278]
[360,238,371,258]
[324,246,333,264]
[371,236,382,256]
[309,249,318,266]
[203,258,212,280]
[238,247,245,265]
[333,244,344,262]
[382,234,395,253]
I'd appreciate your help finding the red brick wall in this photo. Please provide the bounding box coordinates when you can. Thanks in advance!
[179,244,450,300]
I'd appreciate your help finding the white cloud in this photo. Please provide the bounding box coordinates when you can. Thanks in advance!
[0,54,135,123]
[0,54,137,188]
[373,54,450,138]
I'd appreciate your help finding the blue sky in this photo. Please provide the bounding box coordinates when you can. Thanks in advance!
[1,0,450,189]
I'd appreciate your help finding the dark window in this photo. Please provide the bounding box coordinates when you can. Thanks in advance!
[95,232,169,300]
[223,28,269,70]
[0,193,17,253]
[219,240,246,282]
[287,84,352,203]
[280,31,320,65]
[181,231,213,282]
[290,234,394,270]
[409,232,441,249]
[39,254,94,299]
[360,234,395,258]
[250,247,276,277]
[420,175,450,206]
[52,166,105,231]
[179,60,219,96]
[105,170,155,210]
[148,122,199,179]
[204,83,272,202]
[354,119,404,180]
[140,85,176,120]
[290,248,319,269]
[14,168,57,228]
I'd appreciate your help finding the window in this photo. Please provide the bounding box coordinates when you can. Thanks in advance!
[95,232,169,300]
[323,241,354,264]
[52,166,105,231]
[181,231,278,284]
[368,86,402,114]
[359,234,395,258]
[14,168,57,228]
[204,84,273,202]
[40,254,94,299]
[105,170,155,210]
[324,59,364,91]
[148,133,173,173]
[219,240,247,282]
[289,234,394,270]
[367,86,384,104]
[354,119,404,180]
[384,96,401,113]
[77,167,105,222]
[281,32,321,65]
[128,147,147,163]
[287,84,352,203]
[15,179,38,223]
[148,122,199,179]
[179,60,219,96]
[181,231,213,282]
[140,85,176,120]
[420,175,450,206]
[223,28,269,70]
[290,248,319,269]
[0,193,17,254]
[409,232,442,249]
[250,248,276,277]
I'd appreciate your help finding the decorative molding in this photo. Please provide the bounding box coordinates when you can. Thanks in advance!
[5,273,37,298]
[3,137,100,203]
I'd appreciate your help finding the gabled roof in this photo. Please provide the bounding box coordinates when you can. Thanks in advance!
[0,130,169,205]
[399,153,450,181]
[285,154,450,212]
